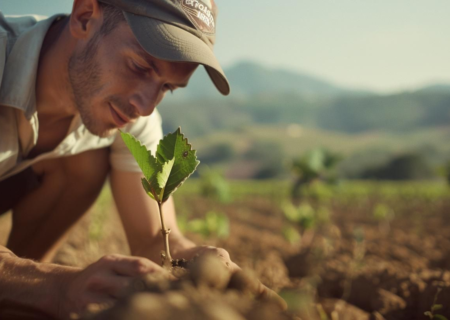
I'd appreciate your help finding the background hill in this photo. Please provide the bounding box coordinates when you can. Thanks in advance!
[173,61,369,100]
[158,61,450,179]
[171,61,369,99]
[415,84,450,94]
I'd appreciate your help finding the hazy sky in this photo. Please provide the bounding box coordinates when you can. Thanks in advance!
[2,0,449,93]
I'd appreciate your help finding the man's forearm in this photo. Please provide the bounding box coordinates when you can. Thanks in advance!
[130,197,196,261]
[0,247,79,318]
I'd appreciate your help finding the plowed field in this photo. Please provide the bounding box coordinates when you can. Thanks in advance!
[1,181,450,320]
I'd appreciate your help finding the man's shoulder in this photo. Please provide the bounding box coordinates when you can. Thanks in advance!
[0,13,47,32]
[0,12,50,94]
[0,12,48,48]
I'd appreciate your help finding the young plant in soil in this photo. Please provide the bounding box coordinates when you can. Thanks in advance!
[121,128,199,269]
[424,287,448,320]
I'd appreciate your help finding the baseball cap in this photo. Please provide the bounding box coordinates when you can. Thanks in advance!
[98,0,230,95]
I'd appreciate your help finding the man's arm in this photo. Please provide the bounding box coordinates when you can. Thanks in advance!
[110,170,197,263]
[0,244,166,319]
[0,246,76,317]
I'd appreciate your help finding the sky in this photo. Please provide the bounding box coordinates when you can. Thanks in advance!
[2,0,450,93]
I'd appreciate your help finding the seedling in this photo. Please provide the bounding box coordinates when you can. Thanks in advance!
[282,202,330,230]
[424,287,448,320]
[372,203,394,235]
[198,167,231,203]
[291,148,341,201]
[121,128,199,268]
[282,226,301,245]
[187,211,230,239]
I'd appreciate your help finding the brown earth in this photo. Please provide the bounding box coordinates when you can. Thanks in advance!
[2,186,450,319]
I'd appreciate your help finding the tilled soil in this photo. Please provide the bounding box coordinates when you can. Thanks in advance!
[3,186,450,319]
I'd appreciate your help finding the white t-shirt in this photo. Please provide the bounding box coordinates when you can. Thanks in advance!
[0,13,163,181]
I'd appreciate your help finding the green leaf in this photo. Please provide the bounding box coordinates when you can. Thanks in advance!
[155,158,175,200]
[433,315,448,320]
[307,149,325,174]
[120,131,158,181]
[141,178,157,201]
[156,158,175,188]
[122,128,199,204]
[283,226,301,244]
[283,202,301,223]
[432,305,443,312]
[155,127,200,202]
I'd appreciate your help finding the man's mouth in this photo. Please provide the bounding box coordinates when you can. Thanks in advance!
[109,104,129,127]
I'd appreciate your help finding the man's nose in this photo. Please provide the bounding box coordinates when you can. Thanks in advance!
[129,86,161,117]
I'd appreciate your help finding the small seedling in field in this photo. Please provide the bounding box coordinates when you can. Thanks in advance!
[372,203,394,235]
[424,287,448,320]
[187,211,230,239]
[282,201,331,249]
[121,128,199,268]
[198,167,231,203]
[291,148,341,201]
[282,226,301,245]
[283,202,330,230]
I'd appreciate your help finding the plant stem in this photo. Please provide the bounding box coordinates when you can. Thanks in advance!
[157,201,172,264]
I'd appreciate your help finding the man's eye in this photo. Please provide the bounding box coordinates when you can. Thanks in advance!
[132,61,149,73]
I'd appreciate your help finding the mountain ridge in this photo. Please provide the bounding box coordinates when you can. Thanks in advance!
[172,60,450,100]
[172,60,373,100]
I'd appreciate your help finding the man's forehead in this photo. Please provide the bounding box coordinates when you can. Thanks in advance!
[125,36,159,68]
[128,37,150,58]
[128,37,197,67]
[124,38,197,86]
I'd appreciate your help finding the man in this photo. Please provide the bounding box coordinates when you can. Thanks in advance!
[0,0,266,318]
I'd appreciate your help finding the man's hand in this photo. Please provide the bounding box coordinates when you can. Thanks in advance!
[110,171,286,310]
[168,240,287,311]
[172,244,238,271]
[59,254,167,318]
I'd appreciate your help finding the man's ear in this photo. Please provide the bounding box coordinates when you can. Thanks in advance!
[70,0,102,40]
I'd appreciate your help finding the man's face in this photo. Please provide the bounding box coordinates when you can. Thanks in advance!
[68,21,198,137]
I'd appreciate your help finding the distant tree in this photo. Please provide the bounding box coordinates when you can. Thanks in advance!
[360,153,434,180]
[198,142,235,165]
[244,141,286,179]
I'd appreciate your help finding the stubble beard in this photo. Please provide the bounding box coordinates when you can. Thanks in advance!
[68,32,115,138]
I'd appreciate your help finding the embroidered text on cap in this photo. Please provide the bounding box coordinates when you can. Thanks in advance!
[181,0,215,34]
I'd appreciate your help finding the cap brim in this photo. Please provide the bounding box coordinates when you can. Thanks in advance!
[124,12,230,96]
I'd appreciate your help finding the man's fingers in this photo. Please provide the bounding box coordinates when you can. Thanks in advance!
[199,247,236,271]
[88,273,134,299]
[85,295,116,311]
[212,247,231,261]
[98,254,163,277]
[172,245,286,310]
[228,261,241,273]
[257,283,288,311]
